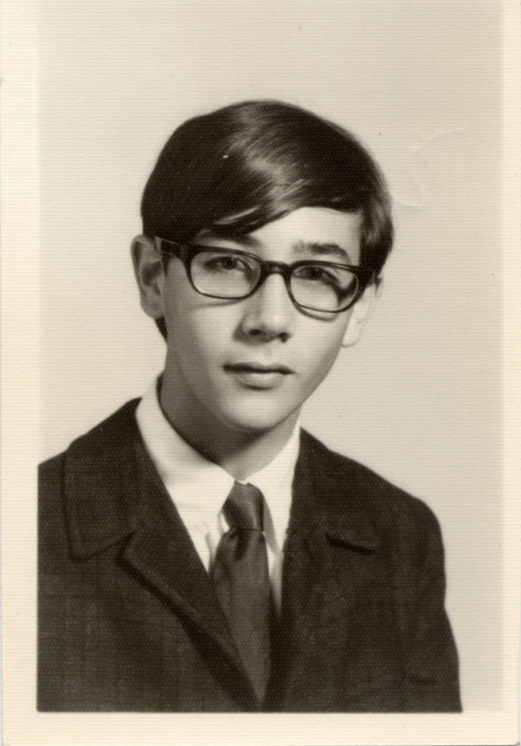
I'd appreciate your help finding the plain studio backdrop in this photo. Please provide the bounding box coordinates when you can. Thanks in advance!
[37,0,503,714]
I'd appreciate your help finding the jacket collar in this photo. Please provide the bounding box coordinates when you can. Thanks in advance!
[64,406,380,560]
[289,429,381,556]
[64,400,143,558]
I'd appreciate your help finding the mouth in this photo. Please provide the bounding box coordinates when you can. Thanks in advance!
[224,363,293,375]
[224,363,294,389]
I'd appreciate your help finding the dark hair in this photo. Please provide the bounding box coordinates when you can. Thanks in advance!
[141,100,393,338]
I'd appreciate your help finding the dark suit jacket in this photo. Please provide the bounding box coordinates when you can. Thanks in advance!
[38,399,461,712]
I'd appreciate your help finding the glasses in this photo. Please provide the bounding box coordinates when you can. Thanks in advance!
[154,237,375,313]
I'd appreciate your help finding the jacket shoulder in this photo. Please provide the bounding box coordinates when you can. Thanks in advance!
[39,398,142,472]
[38,398,143,523]
[38,399,144,557]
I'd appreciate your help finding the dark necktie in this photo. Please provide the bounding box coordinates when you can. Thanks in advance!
[211,482,271,703]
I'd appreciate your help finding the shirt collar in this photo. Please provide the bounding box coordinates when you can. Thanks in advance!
[135,377,299,550]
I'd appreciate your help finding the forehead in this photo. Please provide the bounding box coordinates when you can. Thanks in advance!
[197,207,362,262]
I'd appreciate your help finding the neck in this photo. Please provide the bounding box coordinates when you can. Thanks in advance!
[159,376,299,481]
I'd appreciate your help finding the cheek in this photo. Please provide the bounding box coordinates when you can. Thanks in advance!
[301,319,350,374]
[165,302,231,368]
[307,341,342,383]
[292,339,344,403]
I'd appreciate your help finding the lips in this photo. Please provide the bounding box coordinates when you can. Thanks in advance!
[224,363,293,375]
[224,363,294,389]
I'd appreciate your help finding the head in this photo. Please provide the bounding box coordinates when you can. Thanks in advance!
[139,100,393,339]
[132,101,393,445]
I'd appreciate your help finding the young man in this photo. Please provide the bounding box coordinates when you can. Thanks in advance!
[38,100,461,712]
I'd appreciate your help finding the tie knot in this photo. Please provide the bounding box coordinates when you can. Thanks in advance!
[223,482,264,530]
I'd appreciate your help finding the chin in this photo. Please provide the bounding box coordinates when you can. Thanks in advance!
[214,404,299,435]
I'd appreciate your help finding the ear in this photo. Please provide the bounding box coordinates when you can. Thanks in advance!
[341,282,380,348]
[131,235,166,320]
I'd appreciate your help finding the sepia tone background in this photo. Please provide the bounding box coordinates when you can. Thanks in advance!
[35,0,502,719]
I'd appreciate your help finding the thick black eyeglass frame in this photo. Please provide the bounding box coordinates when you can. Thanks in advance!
[154,237,376,313]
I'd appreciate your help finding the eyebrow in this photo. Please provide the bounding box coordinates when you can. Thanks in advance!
[292,240,352,263]
[214,235,352,263]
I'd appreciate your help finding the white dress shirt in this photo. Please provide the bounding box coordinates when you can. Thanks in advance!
[135,378,300,611]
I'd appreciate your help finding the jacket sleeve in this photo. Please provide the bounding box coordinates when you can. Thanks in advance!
[401,504,462,711]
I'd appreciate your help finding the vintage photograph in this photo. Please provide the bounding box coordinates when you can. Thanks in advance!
[38,99,461,713]
[2,0,519,744]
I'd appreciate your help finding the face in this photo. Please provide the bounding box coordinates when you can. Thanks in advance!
[134,207,376,441]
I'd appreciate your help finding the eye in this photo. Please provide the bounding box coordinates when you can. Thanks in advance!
[202,253,252,274]
[294,265,341,287]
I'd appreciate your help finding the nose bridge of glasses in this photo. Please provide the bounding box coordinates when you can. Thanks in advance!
[247,260,296,315]
[255,259,294,297]
[264,259,289,273]
[257,259,291,281]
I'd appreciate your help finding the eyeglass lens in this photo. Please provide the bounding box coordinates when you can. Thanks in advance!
[190,250,359,312]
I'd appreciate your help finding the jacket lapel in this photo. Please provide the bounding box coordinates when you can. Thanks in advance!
[276,430,385,704]
[281,428,381,617]
[120,449,242,666]
[63,401,256,704]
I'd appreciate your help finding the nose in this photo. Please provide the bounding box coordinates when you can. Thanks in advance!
[240,273,296,341]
